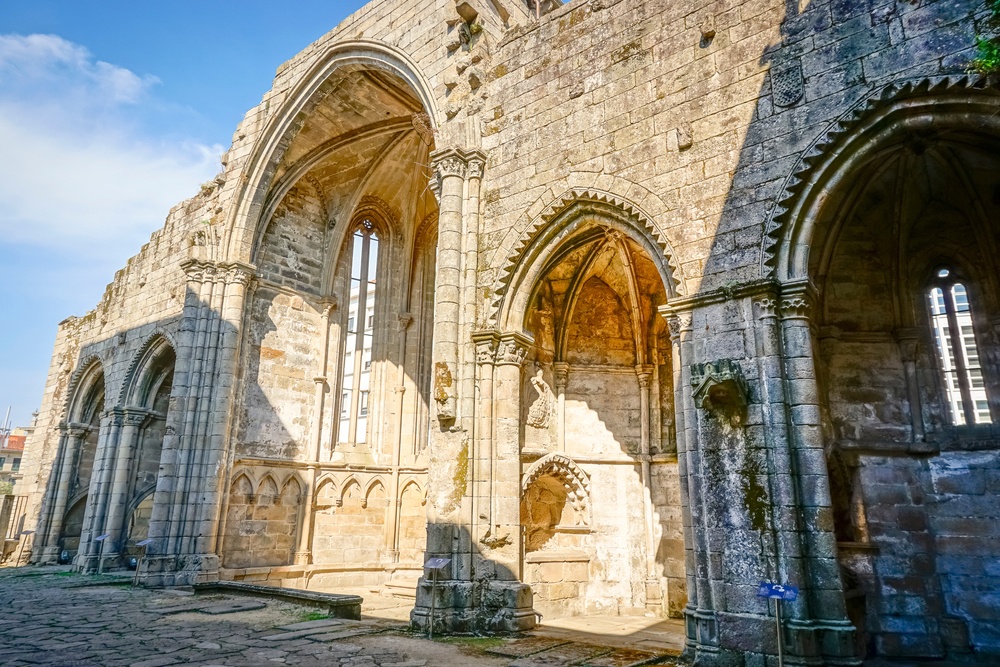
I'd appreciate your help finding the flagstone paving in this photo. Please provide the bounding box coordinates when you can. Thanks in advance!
[0,567,683,667]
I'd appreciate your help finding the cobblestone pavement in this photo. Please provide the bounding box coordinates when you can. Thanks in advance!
[0,568,681,667]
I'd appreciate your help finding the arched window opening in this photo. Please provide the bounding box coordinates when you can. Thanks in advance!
[927,267,991,426]
[338,220,380,445]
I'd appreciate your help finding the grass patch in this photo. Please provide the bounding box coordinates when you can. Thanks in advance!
[299,610,329,622]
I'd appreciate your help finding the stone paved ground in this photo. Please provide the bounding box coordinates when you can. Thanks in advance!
[0,568,682,667]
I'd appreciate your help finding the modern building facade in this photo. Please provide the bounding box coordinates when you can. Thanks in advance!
[18,0,1000,663]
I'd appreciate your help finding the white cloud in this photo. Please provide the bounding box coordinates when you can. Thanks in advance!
[0,33,156,103]
[0,33,224,257]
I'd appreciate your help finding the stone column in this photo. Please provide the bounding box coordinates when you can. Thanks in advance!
[104,409,150,560]
[145,259,254,585]
[196,263,254,558]
[471,330,498,562]
[412,329,534,634]
[79,408,123,572]
[636,365,661,609]
[895,328,927,447]
[430,149,466,427]
[157,259,217,561]
[297,299,336,565]
[39,423,88,562]
[553,363,568,453]
[385,312,413,560]
[481,331,535,631]
[664,313,698,653]
[778,284,858,663]
[667,309,718,650]
[492,332,530,580]
[459,152,486,436]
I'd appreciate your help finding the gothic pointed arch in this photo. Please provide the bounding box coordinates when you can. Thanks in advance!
[763,75,1000,282]
[491,190,682,330]
[118,332,177,407]
[65,356,106,424]
[222,39,439,264]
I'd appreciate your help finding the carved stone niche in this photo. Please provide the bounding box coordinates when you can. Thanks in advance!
[690,359,749,412]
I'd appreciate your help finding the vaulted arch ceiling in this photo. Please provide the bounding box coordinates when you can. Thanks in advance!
[257,67,437,259]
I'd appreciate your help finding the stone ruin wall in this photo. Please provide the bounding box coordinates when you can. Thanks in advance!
[19,186,222,540]
[18,0,1000,658]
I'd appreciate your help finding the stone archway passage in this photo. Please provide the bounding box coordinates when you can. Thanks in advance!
[518,224,684,619]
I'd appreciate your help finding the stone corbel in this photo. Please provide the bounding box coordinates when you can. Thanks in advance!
[690,359,749,412]
[472,329,500,365]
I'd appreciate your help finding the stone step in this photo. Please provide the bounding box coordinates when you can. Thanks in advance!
[193,580,362,619]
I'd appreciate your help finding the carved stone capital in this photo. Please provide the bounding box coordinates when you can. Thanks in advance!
[496,332,532,367]
[663,309,693,342]
[467,157,485,180]
[320,298,338,318]
[553,362,569,388]
[398,312,413,332]
[222,263,255,287]
[754,294,779,319]
[66,423,91,439]
[102,407,125,427]
[780,294,812,320]
[122,410,150,427]
[895,328,922,363]
[636,365,654,388]
[434,154,467,180]
[778,283,816,321]
[181,259,216,284]
[472,330,499,365]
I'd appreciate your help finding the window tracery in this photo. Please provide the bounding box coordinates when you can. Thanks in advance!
[337,219,381,445]
[926,267,992,426]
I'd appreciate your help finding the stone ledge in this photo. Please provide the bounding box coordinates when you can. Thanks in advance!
[193,580,362,619]
[525,549,591,563]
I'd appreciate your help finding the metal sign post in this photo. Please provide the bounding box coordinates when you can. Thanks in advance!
[757,582,798,667]
[133,538,153,587]
[15,530,34,566]
[94,534,110,575]
[423,557,451,639]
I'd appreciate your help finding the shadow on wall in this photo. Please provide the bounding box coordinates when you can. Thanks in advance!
[33,256,436,589]
[696,0,1000,660]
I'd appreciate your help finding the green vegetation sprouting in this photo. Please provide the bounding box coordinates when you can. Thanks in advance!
[970,0,1000,73]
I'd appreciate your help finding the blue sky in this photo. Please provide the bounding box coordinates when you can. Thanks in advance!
[0,1,369,427]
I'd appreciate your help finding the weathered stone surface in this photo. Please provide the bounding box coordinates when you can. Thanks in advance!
[15,0,1000,664]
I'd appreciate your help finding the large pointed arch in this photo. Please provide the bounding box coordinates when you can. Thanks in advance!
[762,75,1000,282]
[222,39,439,264]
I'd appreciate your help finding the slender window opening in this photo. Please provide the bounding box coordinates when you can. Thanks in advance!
[927,267,991,425]
[338,220,380,444]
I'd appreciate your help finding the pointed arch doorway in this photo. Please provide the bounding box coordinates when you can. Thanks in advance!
[497,197,687,620]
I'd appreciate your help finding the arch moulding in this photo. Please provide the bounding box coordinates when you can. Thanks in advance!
[222,39,440,265]
[522,453,592,525]
[490,188,683,331]
[64,355,107,424]
[762,75,1000,283]
[117,331,177,407]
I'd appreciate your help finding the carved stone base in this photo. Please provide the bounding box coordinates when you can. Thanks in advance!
[410,578,536,634]
[36,545,63,565]
[140,553,220,587]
